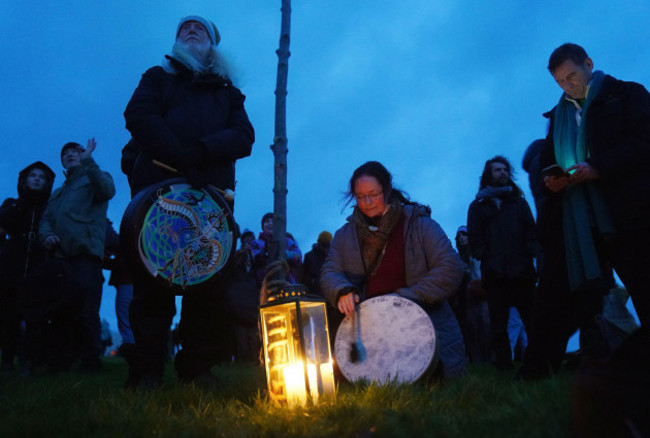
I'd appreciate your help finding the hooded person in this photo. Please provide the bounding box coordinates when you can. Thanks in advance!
[0,161,55,375]
[122,15,254,390]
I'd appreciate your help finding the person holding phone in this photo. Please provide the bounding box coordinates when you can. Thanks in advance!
[519,43,650,380]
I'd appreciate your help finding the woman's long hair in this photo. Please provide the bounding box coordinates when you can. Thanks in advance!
[343,161,430,215]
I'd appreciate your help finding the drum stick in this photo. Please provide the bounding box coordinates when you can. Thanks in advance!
[152,159,235,201]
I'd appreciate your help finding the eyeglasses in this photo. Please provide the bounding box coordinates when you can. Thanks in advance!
[355,192,383,203]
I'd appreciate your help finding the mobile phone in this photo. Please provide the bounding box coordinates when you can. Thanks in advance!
[541,164,566,178]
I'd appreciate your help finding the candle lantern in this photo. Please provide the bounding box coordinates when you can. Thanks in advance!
[260,284,336,407]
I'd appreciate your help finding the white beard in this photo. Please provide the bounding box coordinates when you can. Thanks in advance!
[171,41,211,74]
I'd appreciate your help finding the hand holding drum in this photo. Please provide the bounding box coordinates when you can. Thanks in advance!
[152,159,235,202]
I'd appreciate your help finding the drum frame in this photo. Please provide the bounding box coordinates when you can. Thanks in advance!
[334,295,438,384]
[120,178,236,295]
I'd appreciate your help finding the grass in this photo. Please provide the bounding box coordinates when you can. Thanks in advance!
[0,358,573,438]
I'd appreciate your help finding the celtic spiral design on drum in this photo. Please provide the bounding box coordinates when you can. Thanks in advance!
[139,186,232,288]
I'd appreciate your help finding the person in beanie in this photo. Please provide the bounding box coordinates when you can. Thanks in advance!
[0,162,55,375]
[39,138,115,373]
[122,15,254,195]
[250,213,302,285]
[122,15,254,390]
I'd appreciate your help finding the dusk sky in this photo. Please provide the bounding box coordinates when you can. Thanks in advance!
[2,1,646,338]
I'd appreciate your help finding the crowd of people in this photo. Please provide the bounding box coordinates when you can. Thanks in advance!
[0,17,647,432]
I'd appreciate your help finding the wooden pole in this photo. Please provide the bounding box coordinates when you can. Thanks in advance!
[269,0,291,272]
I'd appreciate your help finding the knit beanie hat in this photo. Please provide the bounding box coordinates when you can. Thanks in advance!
[241,228,254,241]
[176,15,221,46]
[261,212,274,229]
[317,231,332,244]
[60,142,85,159]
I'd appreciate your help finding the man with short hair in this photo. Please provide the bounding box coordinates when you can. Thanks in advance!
[519,43,650,379]
[467,155,537,370]
[39,138,115,373]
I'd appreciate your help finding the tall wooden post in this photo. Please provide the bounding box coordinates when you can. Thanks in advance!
[269,0,291,273]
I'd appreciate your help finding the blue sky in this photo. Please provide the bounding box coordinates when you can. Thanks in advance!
[2,1,647,338]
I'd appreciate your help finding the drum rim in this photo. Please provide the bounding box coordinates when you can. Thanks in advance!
[120,178,236,294]
[334,295,437,384]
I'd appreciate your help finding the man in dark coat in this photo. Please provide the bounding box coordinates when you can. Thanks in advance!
[522,138,547,218]
[467,155,537,370]
[226,229,260,364]
[519,43,650,380]
[0,162,55,375]
[122,15,254,389]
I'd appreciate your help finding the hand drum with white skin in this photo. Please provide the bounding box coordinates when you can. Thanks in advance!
[334,295,437,384]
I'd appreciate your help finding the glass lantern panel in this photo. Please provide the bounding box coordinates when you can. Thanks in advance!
[260,299,335,405]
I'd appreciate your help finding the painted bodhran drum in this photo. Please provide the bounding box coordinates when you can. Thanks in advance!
[334,295,437,384]
[120,178,235,295]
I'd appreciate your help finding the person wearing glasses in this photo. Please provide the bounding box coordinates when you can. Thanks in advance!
[320,161,467,379]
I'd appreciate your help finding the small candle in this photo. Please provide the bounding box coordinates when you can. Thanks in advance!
[320,362,336,398]
[307,364,319,403]
[283,363,307,407]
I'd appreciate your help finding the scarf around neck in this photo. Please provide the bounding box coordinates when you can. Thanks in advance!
[476,185,513,209]
[351,196,403,278]
[553,70,616,292]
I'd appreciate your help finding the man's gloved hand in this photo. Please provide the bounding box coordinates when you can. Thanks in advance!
[176,141,209,174]
[184,166,209,188]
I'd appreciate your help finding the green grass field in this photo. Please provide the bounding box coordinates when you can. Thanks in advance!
[0,358,573,438]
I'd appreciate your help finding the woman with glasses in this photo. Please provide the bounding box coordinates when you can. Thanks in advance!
[321,161,467,379]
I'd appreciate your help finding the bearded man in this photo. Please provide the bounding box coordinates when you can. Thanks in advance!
[467,156,538,370]
[122,15,255,390]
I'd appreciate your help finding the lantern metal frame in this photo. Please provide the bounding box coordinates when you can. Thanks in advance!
[260,285,336,407]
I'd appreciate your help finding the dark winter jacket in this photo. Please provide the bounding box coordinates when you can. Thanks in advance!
[250,233,302,284]
[226,248,260,325]
[467,188,537,285]
[0,162,55,282]
[540,74,650,237]
[123,57,255,197]
[522,139,546,217]
[103,218,132,286]
[301,243,329,297]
